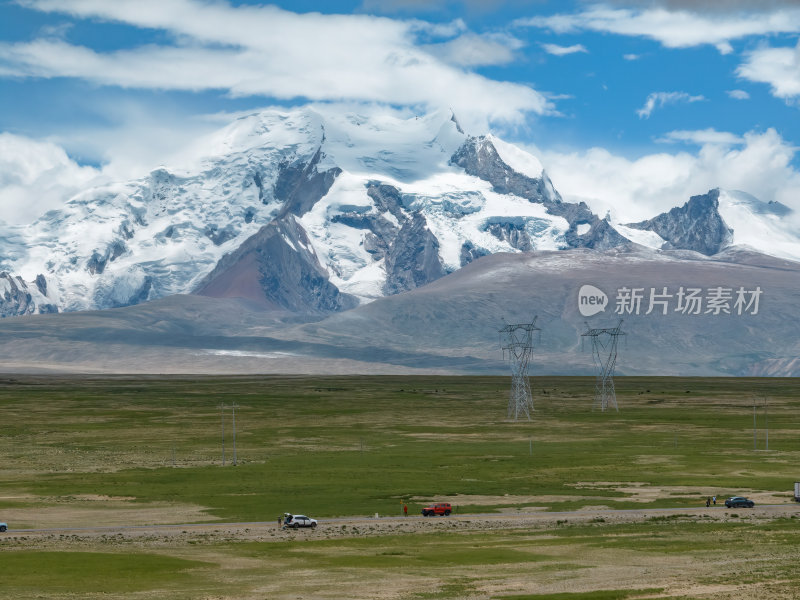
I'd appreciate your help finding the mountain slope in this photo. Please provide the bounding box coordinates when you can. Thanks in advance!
[0,247,795,376]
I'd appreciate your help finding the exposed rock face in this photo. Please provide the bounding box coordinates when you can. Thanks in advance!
[450,136,626,251]
[383,213,447,295]
[0,272,58,317]
[484,220,533,251]
[87,240,128,275]
[331,181,449,294]
[626,189,733,255]
[195,216,358,314]
[275,147,342,218]
[366,182,407,224]
[331,184,402,262]
[450,136,561,205]
[459,241,490,267]
[565,217,633,250]
[0,273,34,317]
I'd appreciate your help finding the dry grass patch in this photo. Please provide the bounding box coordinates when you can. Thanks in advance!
[2,497,217,529]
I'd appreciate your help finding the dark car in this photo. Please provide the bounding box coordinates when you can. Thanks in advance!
[725,496,755,508]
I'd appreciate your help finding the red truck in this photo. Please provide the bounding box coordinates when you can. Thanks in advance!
[421,502,452,516]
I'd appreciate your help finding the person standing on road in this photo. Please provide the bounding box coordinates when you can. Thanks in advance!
[713,496,716,505]
[403,504,408,517]
[706,497,710,507]
[278,516,282,527]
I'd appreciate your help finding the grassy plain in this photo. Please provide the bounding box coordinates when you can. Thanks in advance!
[0,375,799,599]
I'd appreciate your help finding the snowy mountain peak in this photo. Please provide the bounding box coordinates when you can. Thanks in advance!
[3,105,798,320]
[625,189,732,256]
[201,107,325,162]
[717,189,800,261]
[719,189,791,217]
[485,134,544,180]
[622,187,800,260]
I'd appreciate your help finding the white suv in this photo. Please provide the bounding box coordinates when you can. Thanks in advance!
[0,522,7,532]
[284,514,317,529]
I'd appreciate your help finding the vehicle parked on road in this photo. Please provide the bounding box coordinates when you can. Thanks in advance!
[421,502,451,516]
[794,481,799,502]
[283,513,317,528]
[725,496,755,508]
[0,522,7,532]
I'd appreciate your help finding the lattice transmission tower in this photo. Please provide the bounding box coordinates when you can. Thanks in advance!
[499,317,540,420]
[582,320,625,412]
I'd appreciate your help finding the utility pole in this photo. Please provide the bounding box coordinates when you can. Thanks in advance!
[752,394,770,451]
[220,403,226,466]
[232,403,238,466]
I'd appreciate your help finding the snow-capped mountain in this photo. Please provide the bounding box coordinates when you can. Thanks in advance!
[0,106,613,316]
[1,105,798,318]
[621,188,799,259]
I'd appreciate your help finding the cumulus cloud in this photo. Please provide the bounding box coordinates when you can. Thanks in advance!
[737,40,800,100]
[4,0,550,130]
[516,4,800,52]
[536,128,800,222]
[637,91,705,118]
[0,133,100,225]
[541,42,588,56]
[424,32,524,67]
[727,88,751,99]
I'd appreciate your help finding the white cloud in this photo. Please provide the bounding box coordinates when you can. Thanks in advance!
[5,0,550,131]
[656,128,745,145]
[623,53,640,60]
[361,0,518,12]
[517,4,800,52]
[603,1,800,13]
[424,32,523,67]
[0,133,100,225]
[541,43,588,56]
[536,128,800,223]
[637,91,705,118]
[737,40,800,100]
[727,88,751,100]
[715,41,735,55]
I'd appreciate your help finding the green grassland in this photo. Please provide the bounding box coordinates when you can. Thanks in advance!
[2,375,797,519]
[0,375,799,598]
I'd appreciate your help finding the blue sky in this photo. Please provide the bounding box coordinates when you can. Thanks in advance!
[1,0,800,224]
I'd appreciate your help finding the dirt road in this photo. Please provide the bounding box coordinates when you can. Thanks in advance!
[4,503,797,544]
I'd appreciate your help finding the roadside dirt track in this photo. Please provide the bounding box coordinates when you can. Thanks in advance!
[3,503,798,545]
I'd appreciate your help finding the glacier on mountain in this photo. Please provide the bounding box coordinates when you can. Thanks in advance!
[0,105,798,318]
